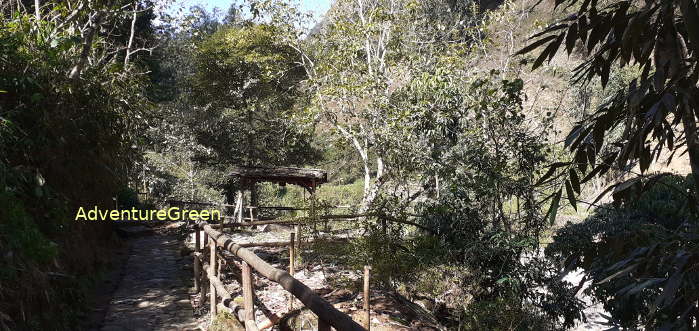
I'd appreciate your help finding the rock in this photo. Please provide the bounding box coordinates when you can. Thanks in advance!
[175,299,191,306]
[165,221,185,229]
[135,300,152,308]
[259,224,291,232]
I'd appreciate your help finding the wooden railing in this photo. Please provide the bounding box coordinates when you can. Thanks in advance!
[192,222,369,331]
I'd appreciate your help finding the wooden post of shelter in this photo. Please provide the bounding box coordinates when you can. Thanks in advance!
[236,190,243,223]
[250,184,258,221]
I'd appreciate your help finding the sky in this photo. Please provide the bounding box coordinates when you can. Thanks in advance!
[184,0,332,22]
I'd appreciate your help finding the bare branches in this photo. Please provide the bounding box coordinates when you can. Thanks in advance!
[123,2,138,68]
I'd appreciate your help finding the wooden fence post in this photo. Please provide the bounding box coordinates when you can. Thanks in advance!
[202,224,366,331]
[194,224,201,292]
[210,239,217,316]
[204,223,210,307]
[318,319,331,331]
[193,254,201,293]
[288,232,296,312]
[289,232,295,275]
[364,266,371,330]
[293,225,301,253]
[242,261,255,330]
[195,224,201,252]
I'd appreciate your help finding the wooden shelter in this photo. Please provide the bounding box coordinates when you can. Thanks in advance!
[229,166,328,223]
[230,166,327,193]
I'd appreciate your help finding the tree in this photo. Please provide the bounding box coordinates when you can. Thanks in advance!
[520,0,699,328]
[189,23,319,169]
[546,174,699,328]
[0,1,158,328]
[296,0,484,210]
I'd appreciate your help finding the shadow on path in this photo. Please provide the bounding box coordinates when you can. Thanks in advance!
[99,231,198,331]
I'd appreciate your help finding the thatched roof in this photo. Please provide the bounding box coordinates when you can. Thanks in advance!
[230,166,328,191]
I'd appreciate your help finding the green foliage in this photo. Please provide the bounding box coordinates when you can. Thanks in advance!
[0,191,58,274]
[520,0,699,213]
[190,23,320,167]
[340,69,584,328]
[522,5,699,328]
[461,297,557,331]
[0,4,155,328]
[547,174,699,329]
[116,187,141,210]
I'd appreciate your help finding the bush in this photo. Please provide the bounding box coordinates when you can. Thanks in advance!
[546,174,698,329]
[0,10,150,329]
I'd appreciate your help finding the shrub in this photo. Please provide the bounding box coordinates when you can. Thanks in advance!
[546,174,699,329]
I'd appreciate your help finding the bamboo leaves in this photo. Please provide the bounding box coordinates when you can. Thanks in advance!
[522,0,699,214]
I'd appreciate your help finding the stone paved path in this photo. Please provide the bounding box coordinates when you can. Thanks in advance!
[100,231,199,331]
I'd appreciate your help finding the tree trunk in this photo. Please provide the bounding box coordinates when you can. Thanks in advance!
[124,3,137,67]
[333,124,376,211]
[34,0,40,20]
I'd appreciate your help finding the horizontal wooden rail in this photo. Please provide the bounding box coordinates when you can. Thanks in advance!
[245,206,309,211]
[203,262,239,312]
[169,199,353,210]
[167,199,237,207]
[215,214,363,228]
[202,224,366,331]
[214,213,435,233]
[237,237,350,248]
[244,205,353,211]
[222,216,277,222]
